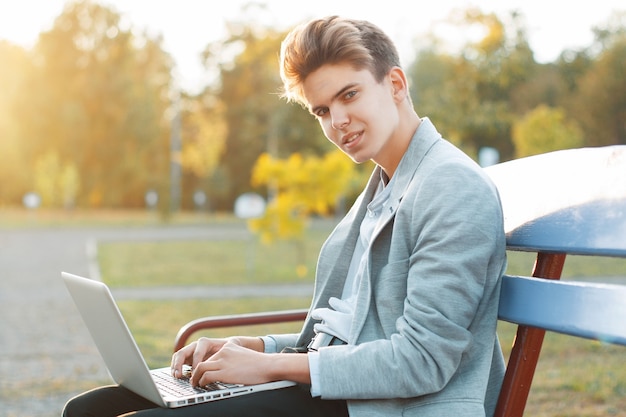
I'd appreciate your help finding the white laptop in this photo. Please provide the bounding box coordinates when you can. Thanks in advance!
[62,272,296,408]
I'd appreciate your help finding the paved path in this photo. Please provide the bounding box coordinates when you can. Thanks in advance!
[0,224,312,417]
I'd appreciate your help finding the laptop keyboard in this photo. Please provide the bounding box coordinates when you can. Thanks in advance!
[151,369,241,398]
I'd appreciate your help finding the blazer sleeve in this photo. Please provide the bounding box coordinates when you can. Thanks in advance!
[263,333,302,353]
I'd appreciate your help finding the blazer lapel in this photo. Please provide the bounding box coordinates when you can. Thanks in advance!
[310,170,381,308]
[371,118,441,240]
[351,118,443,340]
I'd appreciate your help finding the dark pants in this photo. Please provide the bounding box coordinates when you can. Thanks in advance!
[62,384,349,417]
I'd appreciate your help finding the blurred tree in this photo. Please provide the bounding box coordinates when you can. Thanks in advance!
[59,161,81,209]
[554,50,594,94]
[33,151,81,208]
[590,11,626,53]
[512,105,584,157]
[408,49,464,144]
[33,152,61,208]
[177,93,227,209]
[179,96,226,179]
[568,15,626,146]
[13,0,173,208]
[0,41,31,204]
[200,10,327,210]
[510,64,567,114]
[409,8,537,161]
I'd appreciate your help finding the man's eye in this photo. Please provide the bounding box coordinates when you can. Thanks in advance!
[345,91,357,100]
[315,108,328,117]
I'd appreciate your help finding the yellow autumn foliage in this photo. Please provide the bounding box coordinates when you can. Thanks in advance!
[249,149,354,243]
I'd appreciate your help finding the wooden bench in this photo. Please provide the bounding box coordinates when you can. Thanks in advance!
[174,145,626,416]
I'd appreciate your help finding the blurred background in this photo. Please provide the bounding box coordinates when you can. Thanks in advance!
[0,0,624,220]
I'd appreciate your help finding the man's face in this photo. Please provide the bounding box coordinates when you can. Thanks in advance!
[302,63,401,168]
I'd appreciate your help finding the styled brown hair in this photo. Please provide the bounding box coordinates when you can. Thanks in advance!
[279,16,401,105]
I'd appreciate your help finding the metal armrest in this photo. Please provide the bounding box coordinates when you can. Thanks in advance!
[173,308,308,352]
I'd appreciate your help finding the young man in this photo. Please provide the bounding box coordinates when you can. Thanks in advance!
[63,16,506,417]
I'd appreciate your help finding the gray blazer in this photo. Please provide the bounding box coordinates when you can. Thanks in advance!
[270,118,507,417]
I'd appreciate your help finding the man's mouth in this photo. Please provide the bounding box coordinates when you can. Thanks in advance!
[342,131,362,146]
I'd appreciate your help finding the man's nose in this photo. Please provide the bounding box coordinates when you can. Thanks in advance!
[331,108,349,130]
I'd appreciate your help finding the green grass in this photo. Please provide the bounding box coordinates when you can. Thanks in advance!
[100,238,626,289]
[99,226,332,287]
[498,322,626,416]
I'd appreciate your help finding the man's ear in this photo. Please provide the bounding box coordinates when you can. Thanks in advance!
[389,67,409,102]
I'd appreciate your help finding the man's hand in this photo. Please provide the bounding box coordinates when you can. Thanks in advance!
[171,337,227,379]
[190,342,271,387]
[170,336,264,380]
[171,336,310,387]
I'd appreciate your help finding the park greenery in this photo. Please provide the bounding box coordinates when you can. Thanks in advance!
[1,1,625,241]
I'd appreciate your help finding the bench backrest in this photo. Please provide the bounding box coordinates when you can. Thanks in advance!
[484,145,626,417]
